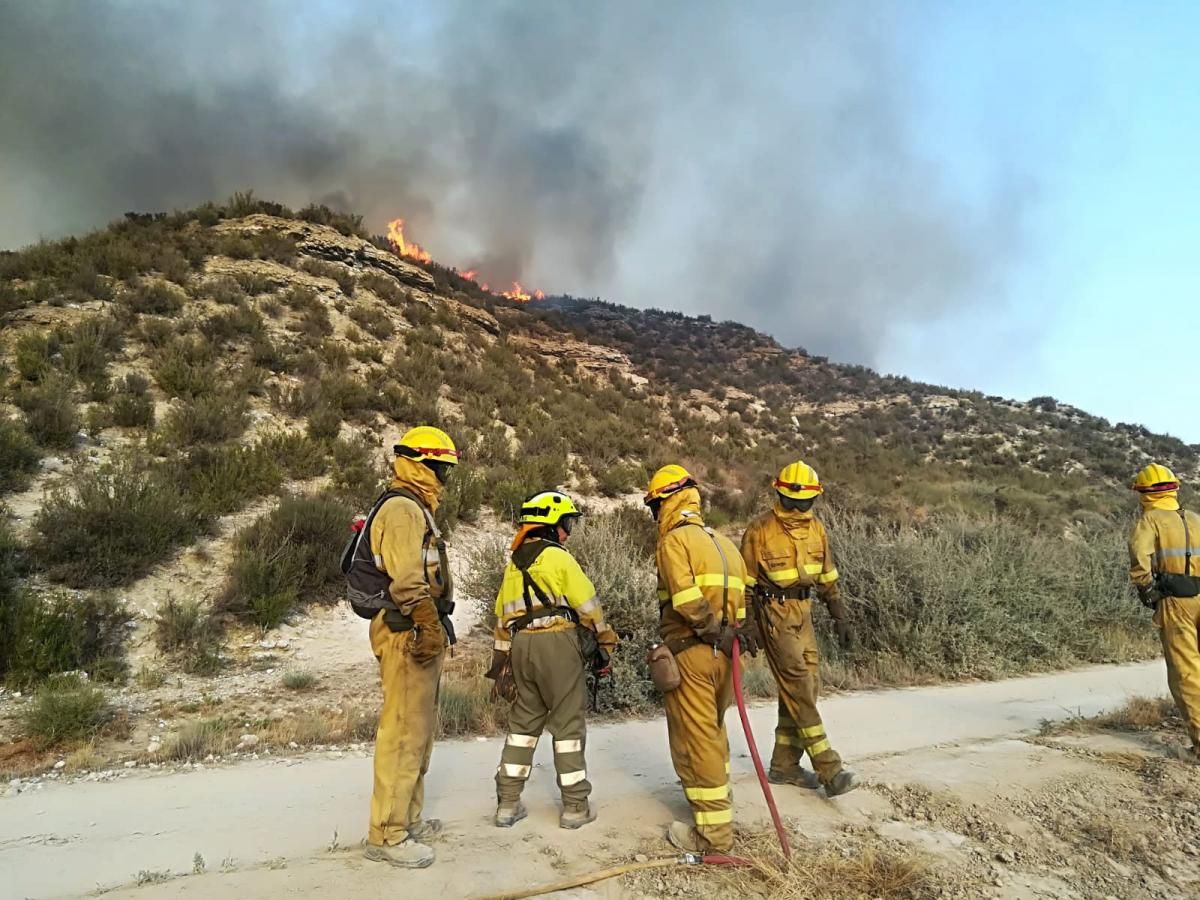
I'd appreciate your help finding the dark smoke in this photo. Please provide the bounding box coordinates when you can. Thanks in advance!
[0,0,1024,365]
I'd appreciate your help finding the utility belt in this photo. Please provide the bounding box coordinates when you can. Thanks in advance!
[381,596,457,644]
[1156,573,1200,599]
[757,585,810,602]
[508,606,580,635]
[664,634,716,656]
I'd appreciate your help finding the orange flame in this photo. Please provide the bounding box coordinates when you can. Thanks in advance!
[502,281,533,302]
[386,218,432,264]
[385,215,547,301]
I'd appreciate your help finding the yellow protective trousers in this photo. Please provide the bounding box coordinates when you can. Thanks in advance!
[664,644,734,851]
[368,614,444,846]
[1157,595,1200,748]
[758,597,843,783]
[496,629,591,810]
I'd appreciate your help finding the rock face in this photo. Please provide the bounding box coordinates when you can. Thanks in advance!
[214,215,436,291]
[509,334,632,374]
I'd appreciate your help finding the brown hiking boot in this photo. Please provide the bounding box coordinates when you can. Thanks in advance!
[768,766,821,790]
[494,801,528,828]
[1167,744,1200,764]
[560,803,597,830]
[363,839,435,868]
[667,820,705,852]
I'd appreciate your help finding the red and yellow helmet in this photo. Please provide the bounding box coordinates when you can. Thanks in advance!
[774,460,822,500]
[394,425,460,465]
[1132,462,1179,494]
[644,464,696,506]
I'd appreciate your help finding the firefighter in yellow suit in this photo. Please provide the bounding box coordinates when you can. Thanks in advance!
[364,426,459,869]
[741,461,857,796]
[487,491,618,829]
[1129,463,1200,762]
[645,464,755,853]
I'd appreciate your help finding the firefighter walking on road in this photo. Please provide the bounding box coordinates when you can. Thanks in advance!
[645,464,755,853]
[1128,463,1200,762]
[740,461,858,797]
[487,491,618,829]
[352,426,460,869]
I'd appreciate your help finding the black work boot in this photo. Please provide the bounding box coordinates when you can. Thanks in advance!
[768,766,821,790]
[824,769,859,798]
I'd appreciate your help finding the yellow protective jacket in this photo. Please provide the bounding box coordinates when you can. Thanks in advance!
[654,487,747,645]
[740,503,839,604]
[493,538,617,653]
[369,457,449,617]
[1129,492,1200,591]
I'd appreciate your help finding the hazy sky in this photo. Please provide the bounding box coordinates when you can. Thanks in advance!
[1,2,1196,440]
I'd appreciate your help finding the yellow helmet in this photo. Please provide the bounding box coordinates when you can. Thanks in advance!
[1132,462,1179,494]
[644,464,697,506]
[774,460,822,500]
[393,425,460,465]
[519,491,582,527]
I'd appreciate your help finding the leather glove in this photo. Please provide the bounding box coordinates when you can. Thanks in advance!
[714,625,737,658]
[834,618,854,651]
[1137,585,1160,610]
[826,596,853,651]
[409,600,446,664]
[484,649,509,681]
[738,613,762,658]
[592,647,612,676]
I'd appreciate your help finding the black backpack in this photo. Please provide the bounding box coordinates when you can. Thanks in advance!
[341,488,445,620]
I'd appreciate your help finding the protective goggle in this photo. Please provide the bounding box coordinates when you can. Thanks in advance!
[396,445,461,461]
[644,476,696,505]
[774,479,820,493]
[1134,481,1179,494]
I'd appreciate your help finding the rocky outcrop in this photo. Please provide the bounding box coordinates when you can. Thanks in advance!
[509,334,632,373]
[214,215,436,291]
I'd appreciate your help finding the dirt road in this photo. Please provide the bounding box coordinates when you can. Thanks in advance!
[0,661,1166,899]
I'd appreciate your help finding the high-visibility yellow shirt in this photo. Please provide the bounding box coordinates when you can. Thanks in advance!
[492,539,615,653]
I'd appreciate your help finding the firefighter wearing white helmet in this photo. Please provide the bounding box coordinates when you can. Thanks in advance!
[1129,463,1200,762]
[364,426,459,869]
[740,461,858,797]
[487,491,617,829]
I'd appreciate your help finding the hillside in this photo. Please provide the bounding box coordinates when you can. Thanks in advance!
[2,194,1194,529]
[0,194,1178,785]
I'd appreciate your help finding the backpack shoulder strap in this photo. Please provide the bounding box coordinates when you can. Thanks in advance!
[1180,509,1193,577]
[512,540,557,611]
[353,489,408,562]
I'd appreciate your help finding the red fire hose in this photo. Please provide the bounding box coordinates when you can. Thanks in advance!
[732,636,792,859]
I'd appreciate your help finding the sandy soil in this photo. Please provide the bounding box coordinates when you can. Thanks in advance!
[0,660,1184,900]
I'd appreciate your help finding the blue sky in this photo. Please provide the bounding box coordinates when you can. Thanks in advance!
[882,3,1200,440]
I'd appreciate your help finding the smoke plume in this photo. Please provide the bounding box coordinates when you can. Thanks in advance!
[0,0,1024,364]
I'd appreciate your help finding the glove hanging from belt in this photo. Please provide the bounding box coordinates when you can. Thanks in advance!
[826,596,854,651]
[409,599,446,664]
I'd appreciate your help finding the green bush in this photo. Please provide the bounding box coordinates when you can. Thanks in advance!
[164,393,249,445]
[233,270,278,297]
[0,589,133,685]
[218,493,353,628]
[151,336,219,398]
[256,431,328,479]
[59,316,122,385]
[170,444,282,516]
[15,377,79,449]
[202,276,247,306]
[0,418,41,492]
[300,258,355,296]
[821,509,1154,685]
[21,674,113,747]
[348,303,395,339]
[32,457,210,588]
[306,404,342,441]
[358,271,404,305]
[329,436,383,504]
[13,331,57,382]
[154,596,224,675]
[200,303,265,345]
[123,279,185,316]
[110,373,155,428]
